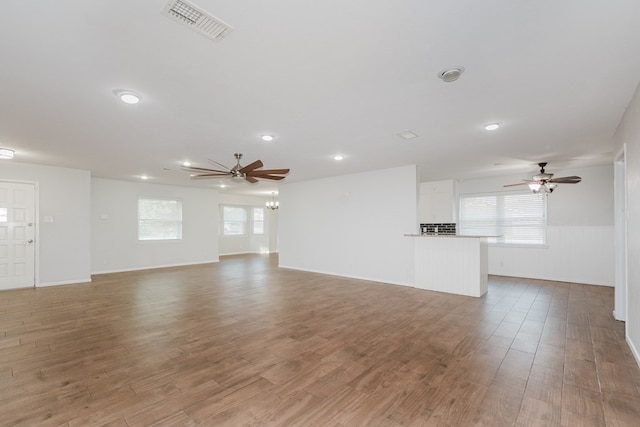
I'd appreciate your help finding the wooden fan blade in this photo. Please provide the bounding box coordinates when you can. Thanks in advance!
[247,169,290,176]
[245,176,259,184]
[239,160,264,174]
[503,181,535,187]
[182,166,230,174]
[208,159,231,170]
[548,176,582,184]
[254,175,285,181]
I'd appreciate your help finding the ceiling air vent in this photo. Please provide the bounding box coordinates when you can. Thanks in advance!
[395,130,419,140]
[162,0,233,42]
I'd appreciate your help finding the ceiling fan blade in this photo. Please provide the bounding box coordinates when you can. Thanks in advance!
[182,166,230,174]
[190,173,232,179]
[245,176,259,184]
[503,180,535,187]
[239,160,264,174]
[548,176,582,184]
[208,159,231,170]
[247,169,290,176]
[254,175,286,181]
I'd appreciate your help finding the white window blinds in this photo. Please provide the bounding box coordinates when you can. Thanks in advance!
[222,206,248,235]
[138,198,183,241]
[459,192,546,245]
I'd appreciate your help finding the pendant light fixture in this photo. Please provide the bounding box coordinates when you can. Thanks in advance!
[266,192,279,210]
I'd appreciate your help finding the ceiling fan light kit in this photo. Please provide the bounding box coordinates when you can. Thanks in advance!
[504,162,581,194]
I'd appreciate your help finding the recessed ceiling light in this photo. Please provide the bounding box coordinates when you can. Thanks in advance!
[140,175,149,180]
[0,148,15,159]
[182,161,191,167]
[484,123,500,131]
[333,155,344,161]
[438,67,465,82]
[114,90,141,104]
[261,134,274,142]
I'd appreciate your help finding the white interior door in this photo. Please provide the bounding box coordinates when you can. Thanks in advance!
[0,181,36,290]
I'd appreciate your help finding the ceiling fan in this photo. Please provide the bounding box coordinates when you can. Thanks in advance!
[182,153,290,184]
[503,162,581,193]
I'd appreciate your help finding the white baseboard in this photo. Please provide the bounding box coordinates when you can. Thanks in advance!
[219,251,273,256]
[627,336,640,368]
[490,273,614,287]
[277,264,413,288]
[38,277,92,287]
[91,259,219,275]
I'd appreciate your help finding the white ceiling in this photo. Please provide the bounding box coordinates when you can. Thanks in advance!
[1,0,639,196]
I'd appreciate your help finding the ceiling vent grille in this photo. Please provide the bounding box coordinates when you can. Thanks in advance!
[162,0,233,42]
[395,130,419,140]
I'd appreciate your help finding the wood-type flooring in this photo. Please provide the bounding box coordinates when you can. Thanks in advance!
[1,254,639,426]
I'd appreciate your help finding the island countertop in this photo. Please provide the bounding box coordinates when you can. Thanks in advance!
[404,233,495,238]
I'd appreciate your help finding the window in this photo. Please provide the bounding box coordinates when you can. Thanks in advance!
[459,191,546,245]
[252,207,265,235]
[221,205,266,236]
[138,198,182,241]
[223,206,248,235]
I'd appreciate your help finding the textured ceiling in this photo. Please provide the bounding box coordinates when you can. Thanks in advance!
[1,0,639,196]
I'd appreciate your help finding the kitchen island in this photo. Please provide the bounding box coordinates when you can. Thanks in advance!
[406,234,489,297]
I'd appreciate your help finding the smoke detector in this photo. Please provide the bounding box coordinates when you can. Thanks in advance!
[438,67,465,82]
[162,0,233,42]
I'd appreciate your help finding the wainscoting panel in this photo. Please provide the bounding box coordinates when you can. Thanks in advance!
[488,226,614,286]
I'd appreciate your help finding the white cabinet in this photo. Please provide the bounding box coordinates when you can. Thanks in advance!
[419,180,455,223]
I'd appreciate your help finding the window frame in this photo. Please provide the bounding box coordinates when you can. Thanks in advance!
[220,204,267,237]
[221,205,249,236]
[458,190,547,247]
[137,197,183,242]
[252,207,265,235]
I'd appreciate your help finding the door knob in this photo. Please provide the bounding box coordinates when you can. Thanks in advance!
[28,239,33,243]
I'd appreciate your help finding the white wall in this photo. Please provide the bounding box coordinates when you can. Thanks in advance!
[457,164,614,286]
[278,165,418,286]
[218,193,272,255]
[91,178,219,273]
[613,81,640,365]
[0,162,91,286]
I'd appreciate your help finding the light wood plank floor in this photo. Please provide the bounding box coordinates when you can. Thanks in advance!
[1,254,640,426]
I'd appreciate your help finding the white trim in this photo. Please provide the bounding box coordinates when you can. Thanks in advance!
[490,273,613,287]
[278,264,413,288]
[91,259,219,275]
[220,251,265,256]
[39,277,92,287]
[613,144,628,321]
[627,336,640,368]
